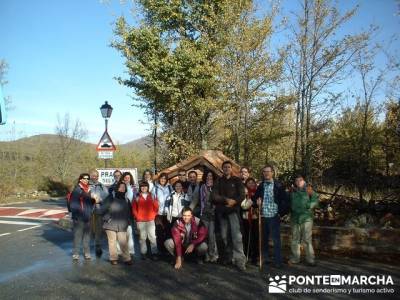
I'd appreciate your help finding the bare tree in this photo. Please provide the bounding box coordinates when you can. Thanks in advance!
[285,0,371,178]
[54,113,87,182]
[0,59,12,111]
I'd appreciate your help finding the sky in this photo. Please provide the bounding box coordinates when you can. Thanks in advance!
[0,0,399,144]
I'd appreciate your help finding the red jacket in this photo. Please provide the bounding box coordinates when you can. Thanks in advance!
[132,193,159,222]
[171,216,208,257]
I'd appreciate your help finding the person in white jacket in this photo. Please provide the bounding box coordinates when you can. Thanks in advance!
[142,169,155,193]
[165,181,190,224]
[118,172,137,256]
[152,173,173,253]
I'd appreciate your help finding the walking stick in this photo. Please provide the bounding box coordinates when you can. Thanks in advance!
[246,208,252,262]
[258,204,262,271]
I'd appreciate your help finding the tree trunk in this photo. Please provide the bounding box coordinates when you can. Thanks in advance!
[153,110,158,174]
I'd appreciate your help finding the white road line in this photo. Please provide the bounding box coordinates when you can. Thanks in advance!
[17,225,42,232]
[0,220,42,226]
[0,233,11,237]
[0,216,60,221]
[17,209,47,216]
[0,207,35,210]
[41,209,67,216]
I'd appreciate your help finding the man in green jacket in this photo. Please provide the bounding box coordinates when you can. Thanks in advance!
[289,175,318,266]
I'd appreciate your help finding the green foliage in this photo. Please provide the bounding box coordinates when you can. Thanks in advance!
[323,103,383,189]
[113,0,251,163]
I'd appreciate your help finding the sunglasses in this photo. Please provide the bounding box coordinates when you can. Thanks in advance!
[82,177,90,180]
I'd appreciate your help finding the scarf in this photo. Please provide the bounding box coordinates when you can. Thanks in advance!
[200,182,212,216]
[246,186,258,227]
[78,182,90,211]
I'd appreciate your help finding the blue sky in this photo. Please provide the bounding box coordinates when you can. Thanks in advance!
[0,0,398,144]
[0,0,144,144]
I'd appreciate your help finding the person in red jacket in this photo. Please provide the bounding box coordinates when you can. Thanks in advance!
[132,181,159,260]
[164,207,208,269]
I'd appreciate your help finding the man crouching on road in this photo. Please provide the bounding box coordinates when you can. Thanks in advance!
[164,207,208,269]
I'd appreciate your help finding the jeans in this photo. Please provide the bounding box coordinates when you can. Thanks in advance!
[93,213,103,250]
[262,215,282,265]
[164,238,208,257]
[105,230,131,262]
[218,212,246,264]
[243,218,259,262]
[73,219,91,256]
[155,215,168,253]
[290,220,315,263]
[137,221,158,255]
[202,219,218,260]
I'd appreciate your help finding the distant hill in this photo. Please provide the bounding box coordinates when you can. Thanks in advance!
[119,135,152,153]
[0,134,151,156]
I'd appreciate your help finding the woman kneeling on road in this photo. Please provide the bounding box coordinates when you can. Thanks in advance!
[102,182,133,265]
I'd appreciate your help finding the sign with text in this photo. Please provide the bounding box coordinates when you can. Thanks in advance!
[98,151,114,159]
[96,168,138,187]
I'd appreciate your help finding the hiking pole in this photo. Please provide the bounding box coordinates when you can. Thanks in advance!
[258,204,263,271]
[246,208,252,262]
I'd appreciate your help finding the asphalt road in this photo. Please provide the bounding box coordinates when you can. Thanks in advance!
[0,199,399,300]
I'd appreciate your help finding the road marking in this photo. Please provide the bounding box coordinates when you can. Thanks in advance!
[41,209,67,216]
[0,220,42,226]
[0,233,11,237]
[17,225,42,232]
[0,216,60,221]
[0,206,35,210]
[17,209,47,216]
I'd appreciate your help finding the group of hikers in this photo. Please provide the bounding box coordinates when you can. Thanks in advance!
[68,161,319,271]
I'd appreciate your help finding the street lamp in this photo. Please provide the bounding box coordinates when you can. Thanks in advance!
[100,101,113,131]
[100,101,113,168]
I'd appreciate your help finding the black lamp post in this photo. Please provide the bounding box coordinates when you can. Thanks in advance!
[100,101,113,131]
[100,101,113,168]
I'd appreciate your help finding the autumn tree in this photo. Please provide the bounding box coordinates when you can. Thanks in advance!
[217,3,284,166]
[285,0,370,178]
[382,100,400,177]
[113,0,250,165]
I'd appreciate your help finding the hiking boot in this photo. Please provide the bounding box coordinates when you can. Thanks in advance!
[150,254,159,261]
[209,256,219,263]
[306,261,316,267]
[72,254,79,261]
[84,254,91,260]
[273,263,283,269]
[236,262,247,272]
[221,257,232,265]
[125,260,133,265]
[288,259,300,266]
[110,260,118,265]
